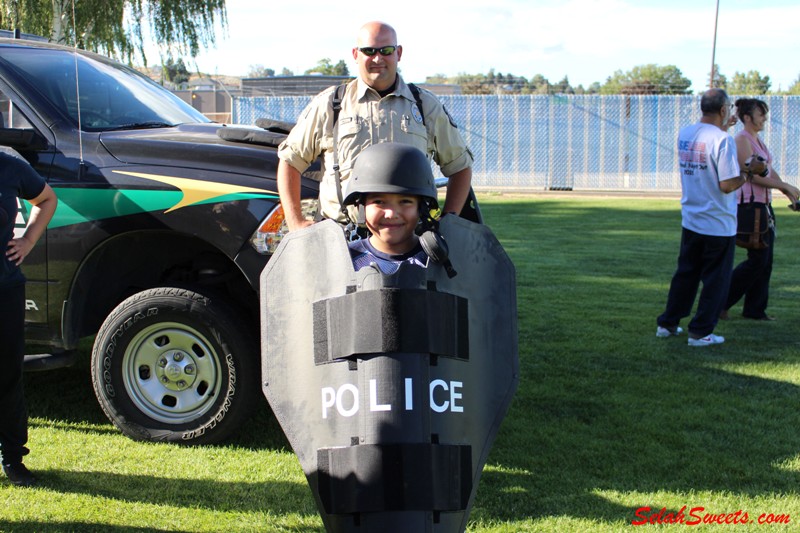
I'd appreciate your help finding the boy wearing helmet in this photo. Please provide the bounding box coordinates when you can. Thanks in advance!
[342,143,439,274]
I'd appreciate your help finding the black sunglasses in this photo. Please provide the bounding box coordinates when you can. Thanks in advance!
[358,45,397,57]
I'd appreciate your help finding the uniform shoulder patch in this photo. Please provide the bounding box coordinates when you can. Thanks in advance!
[411,103,424,124]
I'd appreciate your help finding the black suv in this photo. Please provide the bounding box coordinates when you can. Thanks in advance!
[4,37,319,444]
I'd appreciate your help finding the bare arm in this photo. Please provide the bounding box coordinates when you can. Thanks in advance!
[277,159,313,231]
[441,167,472,215]
[735,135,754,170]
[7,183,57,266]
[735,135,767,177]
[750,164,800,204]
[719,175,748,194]
[735,135,799,203]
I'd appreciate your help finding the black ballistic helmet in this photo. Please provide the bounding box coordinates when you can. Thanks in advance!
[343,143,438,208]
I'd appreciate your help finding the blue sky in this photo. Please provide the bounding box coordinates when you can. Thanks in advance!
[146,0,800,92]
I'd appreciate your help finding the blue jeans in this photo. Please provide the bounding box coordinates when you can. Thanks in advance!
[0,284,29,465]
[657,228,736,338]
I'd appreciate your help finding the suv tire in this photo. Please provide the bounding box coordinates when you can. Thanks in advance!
[91,287,259,444]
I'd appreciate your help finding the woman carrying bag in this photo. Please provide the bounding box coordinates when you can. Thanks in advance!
[721,98,800,321]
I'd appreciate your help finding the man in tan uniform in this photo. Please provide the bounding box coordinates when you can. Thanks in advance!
[277,21,474,230]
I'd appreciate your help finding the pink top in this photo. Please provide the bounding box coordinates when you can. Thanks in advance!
[736,129,772,204]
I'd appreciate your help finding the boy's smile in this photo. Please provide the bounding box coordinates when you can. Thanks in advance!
[364,192,420,255]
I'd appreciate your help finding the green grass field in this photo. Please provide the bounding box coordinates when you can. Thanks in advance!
[4,195,800,532]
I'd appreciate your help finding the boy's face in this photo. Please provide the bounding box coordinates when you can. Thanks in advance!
[364,192,420,255]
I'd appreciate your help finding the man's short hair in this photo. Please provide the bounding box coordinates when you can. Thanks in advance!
[700,88,729,115]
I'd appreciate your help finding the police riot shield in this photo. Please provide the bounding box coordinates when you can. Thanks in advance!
[260,216,518,533]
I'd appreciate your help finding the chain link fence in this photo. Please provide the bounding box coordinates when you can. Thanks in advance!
[234,94,800,192]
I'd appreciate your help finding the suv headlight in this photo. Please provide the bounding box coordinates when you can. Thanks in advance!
[249,199,319,255]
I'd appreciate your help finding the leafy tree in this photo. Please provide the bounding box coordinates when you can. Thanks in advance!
[707,63,727,90]
[330,59,349,76]
[304,58,349,76]
[280,67,294,76]
[0,0,226,66]
[576,84,604,95]
[787,74,800,95]
[601,64,691,95]
[553,76,574,95]
[420,70,580,96]
[528,74,552,95]
[163,57,190,85]
[247,64,275,78]
[453,72,492,95]
[508,74,528,94]
[425,73,449,84]
[490,72,527,94]
[727,70,771,95]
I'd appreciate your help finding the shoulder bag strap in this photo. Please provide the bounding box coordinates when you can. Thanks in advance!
[330,83,352,224]
[408,82,425,126]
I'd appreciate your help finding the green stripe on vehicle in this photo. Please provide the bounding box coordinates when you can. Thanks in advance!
[21,188,278,229]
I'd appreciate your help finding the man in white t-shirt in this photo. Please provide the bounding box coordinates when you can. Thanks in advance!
[656,88,750,347]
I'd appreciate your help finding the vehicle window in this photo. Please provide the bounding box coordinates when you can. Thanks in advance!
[0,48,209,131]
[0,88,33,129]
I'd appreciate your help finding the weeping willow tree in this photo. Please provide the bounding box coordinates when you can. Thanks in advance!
[0,0,226,66]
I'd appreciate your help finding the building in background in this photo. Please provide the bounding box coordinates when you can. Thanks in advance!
[172,77,241,123]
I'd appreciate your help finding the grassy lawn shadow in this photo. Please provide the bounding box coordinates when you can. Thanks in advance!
[469,198,800,525]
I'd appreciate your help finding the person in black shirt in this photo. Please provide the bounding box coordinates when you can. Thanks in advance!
[1,148,57,487]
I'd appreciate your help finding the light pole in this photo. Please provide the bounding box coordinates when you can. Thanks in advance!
[710,0,720,89]
[209,76,235,123]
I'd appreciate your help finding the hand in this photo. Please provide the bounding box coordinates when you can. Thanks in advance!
[746,155,769,177]
[781,183,800,204]
[287,218,314,232]
[6,236,35,266]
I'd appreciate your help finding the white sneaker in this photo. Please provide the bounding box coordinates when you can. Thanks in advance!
[656,326,684,338]
[688,333,725,347]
